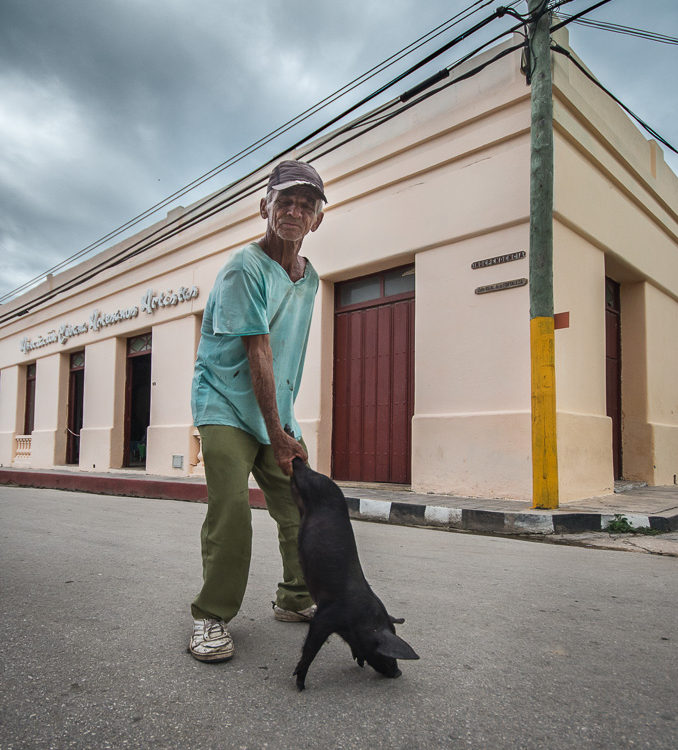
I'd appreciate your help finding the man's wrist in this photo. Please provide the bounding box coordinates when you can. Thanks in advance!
[267,422,287,445]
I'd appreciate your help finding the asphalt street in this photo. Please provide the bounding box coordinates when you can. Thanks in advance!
[1,486,677,750]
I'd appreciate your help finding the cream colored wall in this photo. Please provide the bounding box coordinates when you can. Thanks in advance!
[552,221,613,500]
[0,40,534,496]
[31,353,69,468]
[554,136,677,293]
[79,337,126,471]
[298,133,535,497]
[1,35,676,503]
[296,280,335,474]
[620,282,652,482]
[146,314,202,476]
[0,248,216,474]
[553,34,678,493]
[0,40,584,499]
[0,365,24,464]
[293,44,532,496]
[643,284,678,485]
[412,223,532,499]
[619,281,678,486]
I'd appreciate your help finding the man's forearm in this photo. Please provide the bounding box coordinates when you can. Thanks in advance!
[246,339,284,442]
[243,334,307,474]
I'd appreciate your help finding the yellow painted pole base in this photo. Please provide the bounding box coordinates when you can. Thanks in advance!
[531,316,559,509]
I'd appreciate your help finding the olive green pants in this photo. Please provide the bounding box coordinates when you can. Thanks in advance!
[191,424,313,623]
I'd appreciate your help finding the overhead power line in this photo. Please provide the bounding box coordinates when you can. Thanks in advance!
[557,14,678,45]
[0,0,522,306]
[550,42,678,155]
[549,1,678,156]
[550,0,613,34]
[0,8,528,324]
[4,0,675,323]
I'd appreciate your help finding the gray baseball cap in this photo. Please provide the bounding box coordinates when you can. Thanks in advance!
[267,160,327,203]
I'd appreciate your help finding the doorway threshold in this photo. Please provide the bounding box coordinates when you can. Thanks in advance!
[335,480,412,492]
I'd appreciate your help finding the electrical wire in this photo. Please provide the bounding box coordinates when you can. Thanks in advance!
[116,40,529,255]
[550,0,613,33]
[3,0,501,304]
[0,10,527,324]
[7,0,673,323]
[1,0,519,306]
[400,16,527,102]
[550,42,678,155]
[520,0,601,84]
[50,48,531,289]
[2,3,526,315]
[309,41,527,161]
[548,0,677,155]
[557,14,678,45]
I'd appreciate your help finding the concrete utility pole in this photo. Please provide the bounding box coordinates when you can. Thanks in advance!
[528,0,559,509]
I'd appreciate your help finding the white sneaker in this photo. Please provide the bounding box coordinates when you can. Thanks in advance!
[272,602,317,622]
[189,618,234,662]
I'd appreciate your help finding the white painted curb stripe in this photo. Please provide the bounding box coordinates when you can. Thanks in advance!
[507,513,554,534]
[424,506,463,527]
[348,498,642,537]
[359,498,392,520]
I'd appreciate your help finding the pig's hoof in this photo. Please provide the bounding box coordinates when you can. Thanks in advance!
[293,666,307,690]
[390,668,402,679]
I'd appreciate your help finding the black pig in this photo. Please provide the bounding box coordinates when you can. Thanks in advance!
[289,456,419,690]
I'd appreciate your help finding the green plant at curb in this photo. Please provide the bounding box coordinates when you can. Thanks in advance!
[605,514,661,535]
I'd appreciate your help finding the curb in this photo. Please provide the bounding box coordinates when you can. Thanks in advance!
[0,468,209,503]
[0,468,275,508]
[2,468,677,536]
[343,495,678,535]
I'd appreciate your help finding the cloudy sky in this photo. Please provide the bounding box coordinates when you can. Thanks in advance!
[1,0,676,300]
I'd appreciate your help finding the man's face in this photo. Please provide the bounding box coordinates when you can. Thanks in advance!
[260,186,324,243]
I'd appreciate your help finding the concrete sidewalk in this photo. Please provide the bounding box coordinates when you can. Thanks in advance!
[2,466,677,542]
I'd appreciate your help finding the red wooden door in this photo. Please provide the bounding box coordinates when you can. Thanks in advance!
[332,267,415,484]
[605,278,622,479]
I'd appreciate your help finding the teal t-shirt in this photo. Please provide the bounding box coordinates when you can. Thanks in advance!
[191,243,319,443]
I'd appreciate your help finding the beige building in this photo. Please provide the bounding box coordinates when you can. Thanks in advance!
[1,33,676,504]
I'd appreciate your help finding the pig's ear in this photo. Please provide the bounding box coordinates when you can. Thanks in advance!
[389,615,405,624]
[375,630,420,660]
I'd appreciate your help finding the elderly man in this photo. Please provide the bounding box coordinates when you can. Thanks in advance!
[189,160,326,662]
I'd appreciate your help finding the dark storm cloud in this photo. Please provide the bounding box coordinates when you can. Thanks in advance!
[0,0,676,298]
[0,0,414,296]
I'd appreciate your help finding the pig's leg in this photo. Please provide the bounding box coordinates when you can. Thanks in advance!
[293,607,338,691]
